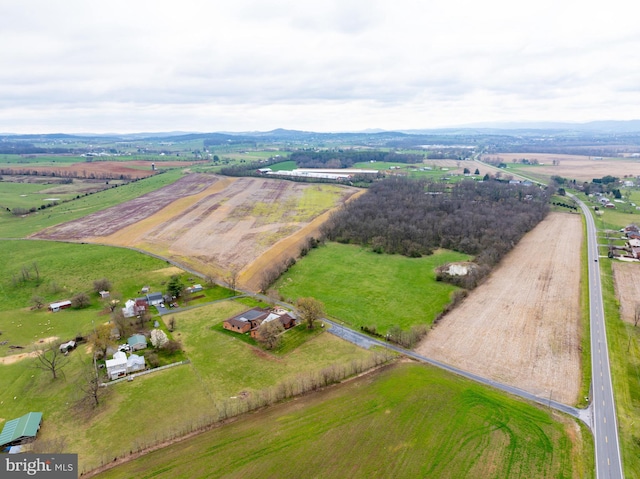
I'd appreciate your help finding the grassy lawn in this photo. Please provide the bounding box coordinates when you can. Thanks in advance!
[1,243,378,473]
[0,169,184,238]
[94,362,592,479]
[172,301,375,402]
[275,242,469,334]
[599,260,640,477]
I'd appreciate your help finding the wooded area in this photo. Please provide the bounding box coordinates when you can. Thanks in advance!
[323,177,551,287]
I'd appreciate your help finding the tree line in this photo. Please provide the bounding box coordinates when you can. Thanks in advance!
[322,177,550,286]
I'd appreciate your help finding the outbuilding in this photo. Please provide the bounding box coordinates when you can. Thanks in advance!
[48,300,72,312]
[127,334,147,351]
[0,412,43,448]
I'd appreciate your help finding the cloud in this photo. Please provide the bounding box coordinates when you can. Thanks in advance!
[0,0,639,133]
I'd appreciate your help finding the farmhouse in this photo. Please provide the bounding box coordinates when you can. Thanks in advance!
[122,298,147,318]
[146,292,164,306]
[0,412,43,449]
[223,307,297,337]
[106,351,128,380]
[48,300,71,312]
[127,353,146,374]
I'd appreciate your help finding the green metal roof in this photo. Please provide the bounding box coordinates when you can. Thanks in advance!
[0,412,43,448]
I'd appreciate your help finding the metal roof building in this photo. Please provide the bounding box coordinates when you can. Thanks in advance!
[0,412,43,448]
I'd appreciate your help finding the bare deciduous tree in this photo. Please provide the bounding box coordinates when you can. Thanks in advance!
[33,344,69,380]
[71,292,91,309]
[93,278,112,293]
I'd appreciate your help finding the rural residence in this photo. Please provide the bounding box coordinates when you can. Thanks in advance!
[105,351,146,380]
[223,307,296,337]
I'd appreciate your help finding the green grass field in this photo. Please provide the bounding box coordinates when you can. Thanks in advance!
[599,261,640,477]
[275,242,469,334]
[93,362,592,479]
[0,169,184,238]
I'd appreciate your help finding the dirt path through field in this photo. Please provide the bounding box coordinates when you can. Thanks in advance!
[415,212,583,405]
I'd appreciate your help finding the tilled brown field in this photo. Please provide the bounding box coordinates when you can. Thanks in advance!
[32,174,219,240]
[612,261,640,323]
[34,174,358,290]
[484,153,640,182]
[415,212,584,405]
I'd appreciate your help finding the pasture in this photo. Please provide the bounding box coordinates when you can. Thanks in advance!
[92,362,592,479]
[0,239,185,353]
[275,242,469,333]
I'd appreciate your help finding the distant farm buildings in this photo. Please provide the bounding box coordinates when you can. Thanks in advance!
[259,168,379,181]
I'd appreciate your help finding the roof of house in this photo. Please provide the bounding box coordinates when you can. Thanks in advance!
[128,334,147,346]
[0,412,43,448]
[226,317,251,329]
[146,292,163,301]
[127,354,145,368]
[105,351,127,368]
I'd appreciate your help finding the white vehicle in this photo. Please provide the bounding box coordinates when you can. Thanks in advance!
[118,344,131,352]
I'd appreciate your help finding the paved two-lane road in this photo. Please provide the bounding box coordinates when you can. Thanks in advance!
[572,194,624,478]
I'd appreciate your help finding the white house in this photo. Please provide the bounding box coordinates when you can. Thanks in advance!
[127,354,146,374]
[105,351,128,380]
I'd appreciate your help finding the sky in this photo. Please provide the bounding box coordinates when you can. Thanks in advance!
[1,0,639,134]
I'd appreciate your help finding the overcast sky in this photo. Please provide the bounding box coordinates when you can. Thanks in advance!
[1,0,638,133]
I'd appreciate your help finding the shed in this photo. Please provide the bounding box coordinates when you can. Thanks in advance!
[48,300,72,312]
[99,290,110,299]
[127,334,147,351]
[0,412,43,448]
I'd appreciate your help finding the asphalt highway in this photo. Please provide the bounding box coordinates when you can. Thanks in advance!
[573,195,624,478]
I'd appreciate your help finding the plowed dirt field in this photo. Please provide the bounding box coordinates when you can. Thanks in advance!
[33,174,359,290]
[415,212,584,405]
[612,261,640,323]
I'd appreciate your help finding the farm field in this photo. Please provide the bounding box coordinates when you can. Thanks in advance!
[275,242,469,333]
[34,174,360,289]
[612,262,640,324]
[416,212,584,405]
[486,153,640,183]
[0,169,185,238]
[0,176,130,210]
[92,362,591,479]
[0,159,203,178]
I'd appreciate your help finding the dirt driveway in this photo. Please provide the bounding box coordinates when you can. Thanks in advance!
[415,212,584,405]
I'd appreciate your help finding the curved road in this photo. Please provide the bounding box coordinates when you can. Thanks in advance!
[572,194,624,478]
